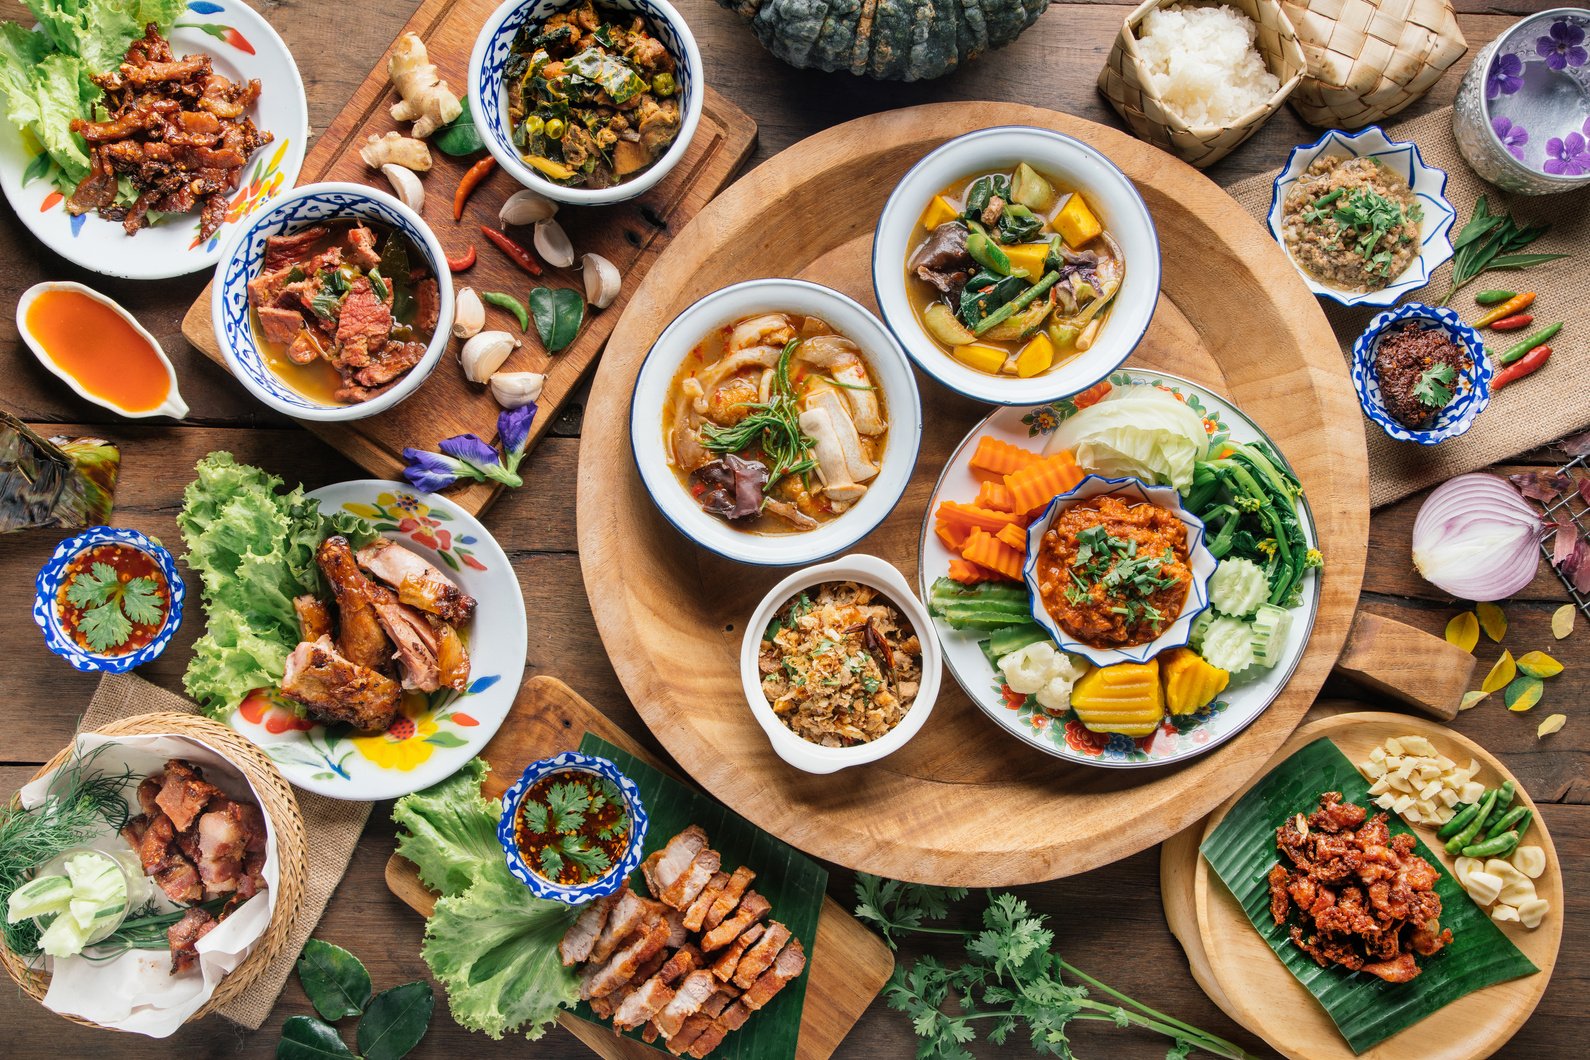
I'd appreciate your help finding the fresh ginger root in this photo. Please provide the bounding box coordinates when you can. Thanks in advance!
[387,32,460,139]
[361,131,432,171]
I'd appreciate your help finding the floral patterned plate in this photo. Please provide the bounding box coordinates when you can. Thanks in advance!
[0,1,307,279]
[917,370,1321,769]
[229,480,526,799]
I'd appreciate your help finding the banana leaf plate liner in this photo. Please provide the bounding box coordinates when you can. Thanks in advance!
[1200,737,1538,1054]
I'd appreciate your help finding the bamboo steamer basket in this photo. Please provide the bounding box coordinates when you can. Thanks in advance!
[1098,0,1306,168]
[1284,0,1467,129]
[1,712,307,1030]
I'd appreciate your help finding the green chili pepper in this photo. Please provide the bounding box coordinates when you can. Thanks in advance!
[1474,289,1517,306]
[1437,799,1483,840]
[483,291,529,332]
[1507,808,1532,842]
[1484,804,1528,840]
[972,270,1060,336]
[1495,322,1564,365]
[1494,781,1516,812]
[1461,829,1521,859]
[1446,789,1498,854]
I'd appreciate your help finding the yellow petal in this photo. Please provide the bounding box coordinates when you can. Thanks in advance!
[1444,612,1479,653]
[1515,651,1564,679]
[1537,713,1566,737]
[1552,604,1576,640]
[1476,602,1507,642]
[1459,690,1489,711]
[1481,650,1516,694]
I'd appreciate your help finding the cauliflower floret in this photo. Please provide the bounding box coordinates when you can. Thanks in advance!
[999,641,1059,695]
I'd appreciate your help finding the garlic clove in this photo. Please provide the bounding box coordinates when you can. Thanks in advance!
[499,189,558,227]
[533,218,575,269]
[459,330,520,383]
[380,163,425,212]
[489,371,546,409]
[581,253,621,309]
[452,287,485,339]
[1512,845,1546,879]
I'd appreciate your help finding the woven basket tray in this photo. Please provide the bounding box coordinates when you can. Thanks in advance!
[1098,0,1306,169]
[1,712,307,1031]
[1284,0,1467,129]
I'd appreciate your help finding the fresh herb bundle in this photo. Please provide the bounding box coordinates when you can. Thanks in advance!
[854,875,1256,1059]
[1439,195,1568,304]
[1414,363,1457,410]
[700,339,818,493]
[65,561,163,651]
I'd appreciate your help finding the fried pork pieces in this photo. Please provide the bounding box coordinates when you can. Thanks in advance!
[560,826,807,1056]
[1267,792,1452,984]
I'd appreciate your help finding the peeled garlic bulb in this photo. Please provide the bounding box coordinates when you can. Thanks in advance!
[459,330,519,383]
[582,253,620,309]
[489,371,545,409]
[380,163,424,212]
[499,189,557,226]
[1513,845,1546,879]
[533,218,574,268]
[452,288,484,338]
[1515,896,1550,929]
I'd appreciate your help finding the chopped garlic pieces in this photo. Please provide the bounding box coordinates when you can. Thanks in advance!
[1355,736,1484,826]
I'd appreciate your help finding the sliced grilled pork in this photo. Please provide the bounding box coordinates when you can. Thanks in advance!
[585,917,670,999]
[560,892,616,965]
[167,906,217,974]
[668,1015,713,1056]
[742,936,806,1011]
[589,950,667,1020]
[717,998,752,1032]
[654,970,717,1039]
[662,848,721,910]
[664,908,690,948]
[356,539,476,625]
[700,891,770,952]
[588,887,658,965]
[640,851,663,896]
[652,826,709,895]
[684,871,729,932]
[702,865,755,931]
[709,922,763,981]
[613,975,676,1031]
[731,920,791,989]
[155,759,221,832]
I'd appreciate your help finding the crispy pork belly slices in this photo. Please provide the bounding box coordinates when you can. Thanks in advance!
[370,592,443,692]
[702,865,755,932]
[294,594,333,641]
[136,775,162,817]
[561,892,617,966]
[640,851,664,897]
[683,1018,729,1058]
[589,949,667,1020]
[281,637,402,731]
[653,826,709,895]
[664,908,690,948]
[194,798,251,897]
[741,936,806,1011]
[684,872,729,932]
[653,969,718,1039]
[613,946,700,1031]
[589,887,662,965]
[167,907,218,974]
[317,536,394,673]
[136,814,203,903]
[155,759,222,832]
[731,920,791,989]
[708,921,763,981]
[662,848,721,910]
[585,916,671,999]
[716,998,753,1033]
[700,891,770,953]
[356,539,477,625]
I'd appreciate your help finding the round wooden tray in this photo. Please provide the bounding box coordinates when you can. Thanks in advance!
[577,102,1369,885]
[1161,709,1562,1060]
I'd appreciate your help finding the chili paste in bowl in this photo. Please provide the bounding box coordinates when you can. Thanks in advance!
[1351,303,1490,446]
[497,751,648,904]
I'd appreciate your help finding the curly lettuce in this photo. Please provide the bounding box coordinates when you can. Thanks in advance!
[392,758,500,898]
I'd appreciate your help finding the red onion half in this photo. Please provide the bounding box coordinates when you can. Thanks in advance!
[1411,473,1542,602]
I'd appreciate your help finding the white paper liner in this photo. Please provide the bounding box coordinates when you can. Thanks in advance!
[18,732,279,1037]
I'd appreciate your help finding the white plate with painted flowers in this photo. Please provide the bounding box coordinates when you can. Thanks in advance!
[918,369,1322,768]
[0,1,307,279]
[231,480,525,799]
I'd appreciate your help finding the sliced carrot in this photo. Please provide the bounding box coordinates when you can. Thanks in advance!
[962,529,1023,581]
[948,558,1000,584]
[995,522,1028,553]
[1071,380,1113,410]
[1004,451,1084,516]
[935,500,1018,533]
[975,480,1016,512]
[935,519,970,551]
[968,436,1040,478]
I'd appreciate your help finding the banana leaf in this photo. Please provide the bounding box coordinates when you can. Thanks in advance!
[0,411,118,532]
[1200,737,1538,1054]
[577,735,822,1060]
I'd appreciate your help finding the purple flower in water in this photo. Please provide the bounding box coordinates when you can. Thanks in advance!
[1537,19,1588,71]
[497,403,538,474]
[1543,131,1590,175]
[1487,52,1525,98]
[1492,115,1529,161]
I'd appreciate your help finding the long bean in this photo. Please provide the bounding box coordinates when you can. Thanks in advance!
[971,270,1060,336]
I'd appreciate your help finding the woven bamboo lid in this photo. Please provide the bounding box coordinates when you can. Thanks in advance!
[1,712,307,1031]
[1284,0,1467,128]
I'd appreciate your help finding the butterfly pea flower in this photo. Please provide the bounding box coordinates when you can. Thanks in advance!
[498,403,538,476]
[402,432,524,492]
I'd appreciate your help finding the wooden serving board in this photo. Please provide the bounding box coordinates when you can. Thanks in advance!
[1161,708,1562,1060]
[384,675,894,1060]
[181,0,757,516]
[575,101,1475,888]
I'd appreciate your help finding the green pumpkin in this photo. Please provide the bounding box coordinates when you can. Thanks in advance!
[718,0,1051,82]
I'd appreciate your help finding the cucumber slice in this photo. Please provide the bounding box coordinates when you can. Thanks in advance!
[1189,609,1216,652]
[1200,615,1256,675]
[1250,603,1294,668]
[6,875,71,924]
[38,909,91,958]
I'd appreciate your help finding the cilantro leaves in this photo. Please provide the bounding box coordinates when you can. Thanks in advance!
[1302,182,1423,278]
[64,561,164,652]
[1413,363,1456,410]
[518,776,625,884]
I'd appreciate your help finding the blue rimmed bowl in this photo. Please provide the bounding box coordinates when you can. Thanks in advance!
[1267,127,1456,308]
[32,526,185,674]
[1350,303,1491,446]
[1021,475,1215,669]
[468,0,704,205]
[212,182,454,423]
[497,752,648,904]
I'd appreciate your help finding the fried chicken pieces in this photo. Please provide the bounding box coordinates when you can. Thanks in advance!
[1268,792,1452,983]
[120,758,268,973]
[67,24,271,238]
[559,827,806,1056]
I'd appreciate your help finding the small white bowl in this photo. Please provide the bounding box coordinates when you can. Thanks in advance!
[739,553,941,774]
[1021,475,1215,668]
[211,182,454,422]
[468,0,704,205]
[17,281,187,419]
[1267,126,1457,308]
[872,125,1161,407]
[629,278,923,567]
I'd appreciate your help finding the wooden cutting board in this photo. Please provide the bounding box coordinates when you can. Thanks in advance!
[384,675,894,1060]
[181,0,757,516]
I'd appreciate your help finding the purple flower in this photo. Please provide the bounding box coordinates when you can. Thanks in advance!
[497,403,538,474]
[1537,19,1588,71]
[1543,131,1590,175]
[1487,52,1524,98]
[402,432,524,492]
[1492,115,1529,161]
[439,433,502,467]
[401,447,469,492]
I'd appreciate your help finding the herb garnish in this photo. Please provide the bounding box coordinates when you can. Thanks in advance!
[518,776,626,882]
[1413,363,1457,409]
[1306,186,1422,278]
[700,339,818,494]
[1439,195,1568,304]
[1068,526,1179,627]
[65,561,163,651]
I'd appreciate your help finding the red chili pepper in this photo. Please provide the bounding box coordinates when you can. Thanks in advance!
[1492,344,1552,389]
[480,225,543,276]
[1487,312,1534,331]
[453,157,497,221]
[446,245,477,272]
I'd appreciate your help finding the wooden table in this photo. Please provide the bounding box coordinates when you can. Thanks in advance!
[1,2,1581,1057]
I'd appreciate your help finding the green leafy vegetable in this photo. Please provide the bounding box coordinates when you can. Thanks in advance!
[433,96,483,156]
[357,981,435,1060]
[1413,362,1456,409]
[1439,195,1568,304]
[528,286,584,353]
[296,939,373,1021]
[391,758,500,897]
[564,47,647,104]
[277,1015,357,1060]
[65,561,162,651]
[1048,384,1211,491]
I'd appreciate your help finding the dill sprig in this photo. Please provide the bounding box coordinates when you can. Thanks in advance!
[699,339,817,492]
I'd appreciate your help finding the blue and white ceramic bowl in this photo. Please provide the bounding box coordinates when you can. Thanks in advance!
[1351,303,1491,446]
[469,0,704,205]
[1268,127,1456,309]
[211,182,454,422]
[498,752,648,905]
[1021,475,1215,669]
[32,526,185,674]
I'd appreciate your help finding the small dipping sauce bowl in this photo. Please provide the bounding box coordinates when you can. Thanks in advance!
[497,751,648,905]
[33,526,185,674]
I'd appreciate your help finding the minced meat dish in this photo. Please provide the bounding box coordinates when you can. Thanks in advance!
[1282,154,1422,293]
[1373,322,1467,429]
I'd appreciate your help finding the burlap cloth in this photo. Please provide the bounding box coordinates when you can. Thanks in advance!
[1227,105,1590,508]
[81,672,370,1030]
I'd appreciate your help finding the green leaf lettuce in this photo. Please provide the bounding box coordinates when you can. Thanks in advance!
[392,758,500,898]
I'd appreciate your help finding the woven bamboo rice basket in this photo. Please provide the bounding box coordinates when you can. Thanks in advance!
[1,712,307,1031]
[1283,0,1466,129]
[1098,0,1306,169]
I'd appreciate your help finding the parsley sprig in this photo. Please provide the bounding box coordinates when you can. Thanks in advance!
[65,562,163,652]
[1413,363,1456,410]
[855,876,1256,1059]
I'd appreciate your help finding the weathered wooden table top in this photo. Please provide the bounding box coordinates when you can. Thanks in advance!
[1,2,1583,1057]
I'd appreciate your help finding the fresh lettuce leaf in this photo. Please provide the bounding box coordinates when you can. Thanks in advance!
[1046,384,1212,491]
[392,759,501,898]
